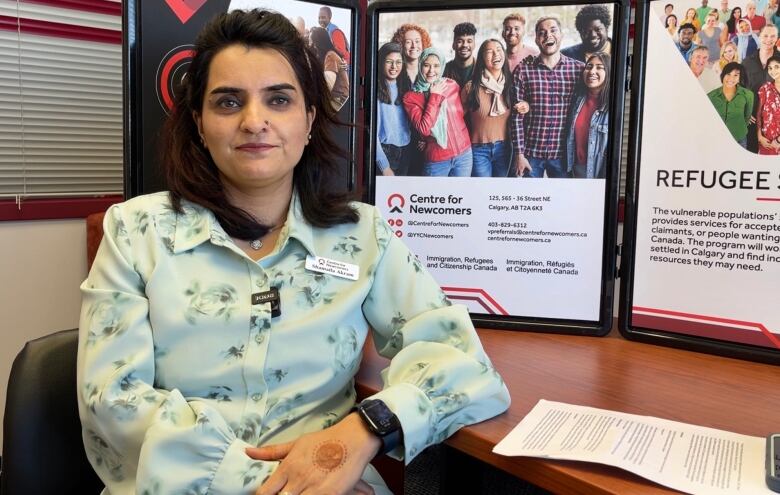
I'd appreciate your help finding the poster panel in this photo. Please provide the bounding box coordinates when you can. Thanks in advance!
[367,0,628,333]
[620,0,780,363]
[124,0,359,197]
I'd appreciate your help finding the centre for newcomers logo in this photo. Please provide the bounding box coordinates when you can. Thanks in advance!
[387,193,405,213]
[386,193,405,237]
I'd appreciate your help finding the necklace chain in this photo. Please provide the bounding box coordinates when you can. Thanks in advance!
[249,224,283,250]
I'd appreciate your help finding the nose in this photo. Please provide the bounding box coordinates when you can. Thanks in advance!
[239,100,268,134]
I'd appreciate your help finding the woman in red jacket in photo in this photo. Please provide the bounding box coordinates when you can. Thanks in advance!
[402,47,472,176]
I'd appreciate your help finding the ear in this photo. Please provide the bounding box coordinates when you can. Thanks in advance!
[193,111,204,136]
[306,105,316,135]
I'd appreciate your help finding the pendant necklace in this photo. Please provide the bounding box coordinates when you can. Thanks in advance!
[249,224,283,250]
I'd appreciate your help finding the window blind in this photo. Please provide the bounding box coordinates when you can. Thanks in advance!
[0,0,122,200]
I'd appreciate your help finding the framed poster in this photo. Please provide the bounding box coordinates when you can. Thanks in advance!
[619,0,780,363]
[123,0,361,197]
[366,0,630,334]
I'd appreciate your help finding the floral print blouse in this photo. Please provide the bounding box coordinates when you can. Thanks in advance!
[758,82,780,143]
[78,191,510,494]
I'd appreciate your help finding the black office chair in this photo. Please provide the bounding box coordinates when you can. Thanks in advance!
[1,329,103,494]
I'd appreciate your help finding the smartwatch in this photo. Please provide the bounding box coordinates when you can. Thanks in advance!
[355,399,402,456]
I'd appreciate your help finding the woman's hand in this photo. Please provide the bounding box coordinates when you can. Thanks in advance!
[514,100,530,114]
[749,116,756,125]
[429,80,447,95]
[248,413,381,495]
[382,167,395,176]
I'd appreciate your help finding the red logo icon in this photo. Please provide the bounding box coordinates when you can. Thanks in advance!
[165,0,208,24]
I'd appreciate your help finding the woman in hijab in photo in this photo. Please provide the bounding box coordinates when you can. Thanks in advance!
[563,52,611,179]
[375,42,412,176]
[309,26,350,111]
[732,18,760,60]
[461,39,513,177]
[403,47,472,176]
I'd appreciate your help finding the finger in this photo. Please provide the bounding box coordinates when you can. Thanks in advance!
[247,441,295,460]
[256,469,287,495]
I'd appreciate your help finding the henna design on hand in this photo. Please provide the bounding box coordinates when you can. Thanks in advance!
[312,440,347,472]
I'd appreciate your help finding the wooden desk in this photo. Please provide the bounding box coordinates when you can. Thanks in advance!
[356,326,780,495]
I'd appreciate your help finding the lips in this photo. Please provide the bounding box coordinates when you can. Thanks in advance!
[237,143,275,152]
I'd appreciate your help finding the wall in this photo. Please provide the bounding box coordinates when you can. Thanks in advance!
[0,218,87,446]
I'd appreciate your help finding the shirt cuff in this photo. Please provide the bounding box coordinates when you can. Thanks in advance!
[209,438,278,494]
[366,382,434,464]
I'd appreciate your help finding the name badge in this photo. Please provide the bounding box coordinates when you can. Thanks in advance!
[251,288,281,317]
[305,255,359,281]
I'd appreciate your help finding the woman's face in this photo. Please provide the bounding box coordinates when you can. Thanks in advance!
[768,60,780,82]
[723,68,741,87]
[723,43,736,61]
[734,7,742,19]
[482,41,505,72]
[706,14,718,27]
[403,30,423,61]
[583,56,607,91]
[686,8,696,20]
[383,52,403,81]
[195,45,315,194]
[668,16,678,28]
[421,54,441,82]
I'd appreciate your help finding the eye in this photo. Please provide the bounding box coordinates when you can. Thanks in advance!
[269,95,290,106]
[216,96,240,109]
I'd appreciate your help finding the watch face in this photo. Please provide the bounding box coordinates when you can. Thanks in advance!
[362,400,400,435]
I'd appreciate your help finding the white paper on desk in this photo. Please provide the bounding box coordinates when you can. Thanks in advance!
[493,400,772,495]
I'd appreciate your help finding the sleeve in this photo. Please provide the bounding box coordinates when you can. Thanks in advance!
[375,103,390,172]
[744,89,755,125]
[331,29,350,64]
[331,58,350,106]
[77,204,278,495]
[510,65,526,155]
[361,207,511,463]
[403,91,446,137]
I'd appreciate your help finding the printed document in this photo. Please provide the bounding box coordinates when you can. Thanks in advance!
[493,400,772,495]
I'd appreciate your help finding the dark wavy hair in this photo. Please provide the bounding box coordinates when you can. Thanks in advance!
[726,7,742,34]
[309,26,337,65]
[465,39,512,113]
[377,42,407,105]
[160,9,357,241]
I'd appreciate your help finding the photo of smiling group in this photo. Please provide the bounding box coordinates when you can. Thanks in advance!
[374,4,616,178]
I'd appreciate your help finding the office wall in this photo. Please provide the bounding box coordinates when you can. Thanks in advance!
[0,218,86,446]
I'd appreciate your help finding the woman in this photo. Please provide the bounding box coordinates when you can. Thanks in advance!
[683,8,702,32]
[723,6,742,42]
[563,52,611,179]
[756,54,780,154]
[699,12,723,64]
[732,19,760,60]
[77,10,509,495]
[461,39,513,177]
[403,47,473,176]
[391,24,433,176]
[718,41,740,72]
[375,42,411,176]
[390,24,432,92]
[666,14,679,40]
[707,62,754,148]
[309,26,349,112]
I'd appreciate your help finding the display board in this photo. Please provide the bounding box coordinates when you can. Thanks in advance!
[124,0,360,197]
[620,1,780,363]
[366,0,630,333]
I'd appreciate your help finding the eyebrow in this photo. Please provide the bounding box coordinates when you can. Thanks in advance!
[208,83,297,96]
